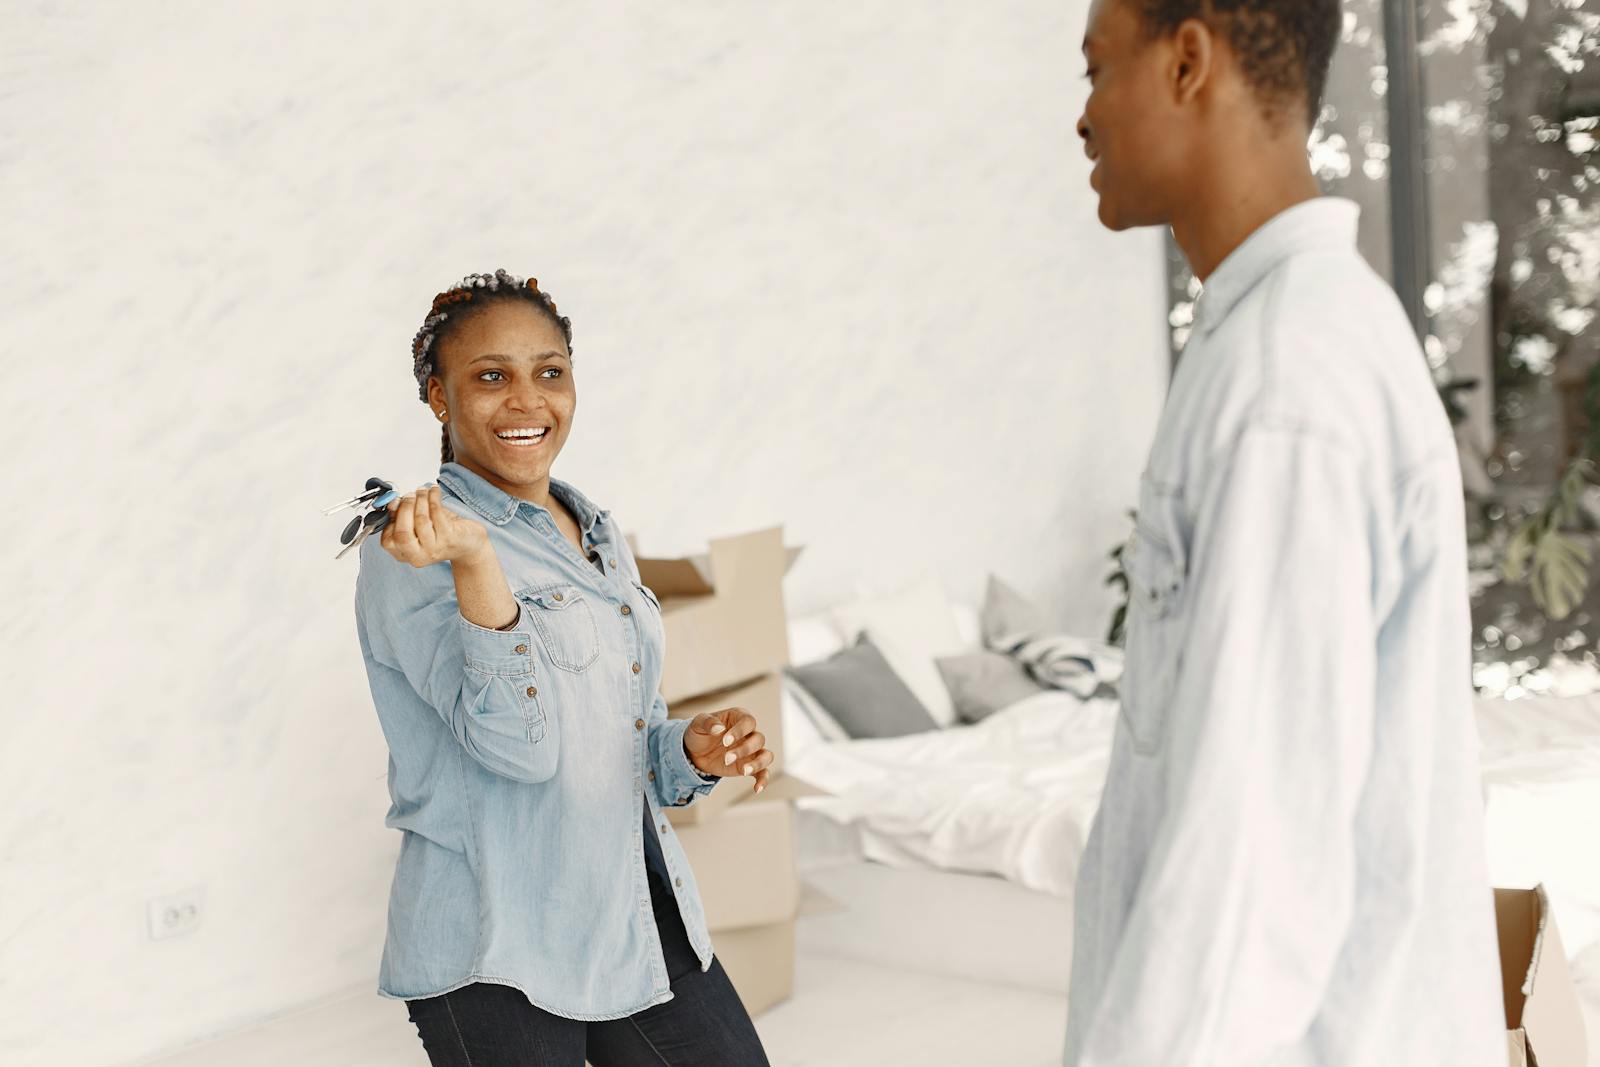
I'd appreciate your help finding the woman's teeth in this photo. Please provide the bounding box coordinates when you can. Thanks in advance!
[496,428,549,446]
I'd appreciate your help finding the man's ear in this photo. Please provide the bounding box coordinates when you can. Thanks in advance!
[1170,17,1215,108]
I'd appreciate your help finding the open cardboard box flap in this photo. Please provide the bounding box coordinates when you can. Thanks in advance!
[1495,884,1589,1067]
[633,527,803,703]
[636,528,803,601]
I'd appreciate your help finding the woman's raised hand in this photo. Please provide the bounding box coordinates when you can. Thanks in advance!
[379,484,490,568]
[684,707,775,794]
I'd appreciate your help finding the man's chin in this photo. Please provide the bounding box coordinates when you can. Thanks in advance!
[1095,194,1165,233]
[1095,196,1133,232]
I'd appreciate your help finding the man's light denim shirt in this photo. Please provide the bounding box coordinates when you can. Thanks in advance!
[1064,198,1506,1065]
[353,461,720,1020]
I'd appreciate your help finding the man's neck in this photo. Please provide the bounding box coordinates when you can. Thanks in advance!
[1170,151,1323,282]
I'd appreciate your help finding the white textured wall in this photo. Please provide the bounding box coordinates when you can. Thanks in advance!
[2,2,1165,1064]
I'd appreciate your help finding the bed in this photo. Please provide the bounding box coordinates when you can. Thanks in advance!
[778,598,1600,1060]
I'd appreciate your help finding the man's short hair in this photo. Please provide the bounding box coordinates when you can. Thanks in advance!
[1132,0,1343,127]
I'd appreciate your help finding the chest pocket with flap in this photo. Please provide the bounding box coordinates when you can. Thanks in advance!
[516,582,601,673]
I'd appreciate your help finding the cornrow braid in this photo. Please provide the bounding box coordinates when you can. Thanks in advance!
[411,268,574,464]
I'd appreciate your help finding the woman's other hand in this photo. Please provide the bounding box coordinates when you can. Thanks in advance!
[380,484,490,567]
[684,707,774,794]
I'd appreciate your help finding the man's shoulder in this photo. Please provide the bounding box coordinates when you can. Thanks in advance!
[1259,249,1449,463]
[1270,245,1412,346]
[1165,250,1451,491]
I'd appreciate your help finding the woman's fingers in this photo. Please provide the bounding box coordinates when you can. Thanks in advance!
[379,486,466,568]
[726,745,773,778]
[721,729,765,767]
[412,484,435,555]
[717,709,758,748]
[753,767,770,794]
[385,492,418,562]
[745,748,775,777]
[392,492,415,541]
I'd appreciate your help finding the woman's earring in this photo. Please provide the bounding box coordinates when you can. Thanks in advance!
[437,409,447,422]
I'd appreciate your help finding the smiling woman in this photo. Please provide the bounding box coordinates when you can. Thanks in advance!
[410,268,575,469]
[345,269,778,1066]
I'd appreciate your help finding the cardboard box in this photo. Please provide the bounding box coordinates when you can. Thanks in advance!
[673,769,826,830]
[710,882,840,1019]
[636,527,802,704]
[713,915,797,1017]
[666,672,785,826]
[665,760,823,830]
[673,795,799,931]
[1495,884,1589,1067]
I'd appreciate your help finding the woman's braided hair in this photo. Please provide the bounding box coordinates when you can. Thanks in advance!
[411,268,574,464]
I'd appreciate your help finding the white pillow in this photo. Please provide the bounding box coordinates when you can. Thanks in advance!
[787,613,847,667]
[830,575,967,728]
[950,603,981,649]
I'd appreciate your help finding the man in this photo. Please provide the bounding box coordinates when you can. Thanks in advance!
[1064,1,1506,1063]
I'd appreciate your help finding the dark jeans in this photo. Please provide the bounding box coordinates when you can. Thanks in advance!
[405,867,772,1066]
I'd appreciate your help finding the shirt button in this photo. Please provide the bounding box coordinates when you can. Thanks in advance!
[526,685,537,697]
[631,662,642,674]
[675,877,683,888]
[620,604,632,616]
[553,592,564,602]
[609,558,618,567]
[648,770,656,781]
[514,644,528,654]
[635,719,645,730]
[660,823,669,834]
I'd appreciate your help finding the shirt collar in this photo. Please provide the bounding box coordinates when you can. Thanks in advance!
[1190,196,1361,339]
[436,461,608,536]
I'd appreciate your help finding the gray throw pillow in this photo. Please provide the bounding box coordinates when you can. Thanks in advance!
[981,574,1047,648]
[936,649,1048,723]
[785,633,940,739]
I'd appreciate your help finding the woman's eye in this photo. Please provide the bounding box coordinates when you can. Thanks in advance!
[479,370,504,382]
[540,367,563,379]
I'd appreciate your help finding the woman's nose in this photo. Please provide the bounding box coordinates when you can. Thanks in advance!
[508,383,545,412]
[1076,114,1090,144]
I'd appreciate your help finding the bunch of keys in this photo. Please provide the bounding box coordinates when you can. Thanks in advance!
[323,476,398,559]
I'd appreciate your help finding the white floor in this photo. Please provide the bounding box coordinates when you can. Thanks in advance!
[117,850,1600,1067]
[132,859,1073,1067]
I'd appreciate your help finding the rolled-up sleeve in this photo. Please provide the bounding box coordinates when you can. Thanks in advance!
[647,696,719,808]
[1077,425,1378,1065]
[355,539,559,784]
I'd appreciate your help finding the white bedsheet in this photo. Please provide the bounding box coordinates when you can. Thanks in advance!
[790,687,1600,1058]
[788,690,1117,899]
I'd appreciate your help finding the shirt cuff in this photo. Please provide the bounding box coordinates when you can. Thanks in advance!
[457,603,535,676]
[661,717,720,803]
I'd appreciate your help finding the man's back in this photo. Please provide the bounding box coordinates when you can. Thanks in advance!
[1064,198,1505,1065]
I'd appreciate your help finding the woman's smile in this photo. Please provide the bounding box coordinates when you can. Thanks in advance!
[494,423,553,449]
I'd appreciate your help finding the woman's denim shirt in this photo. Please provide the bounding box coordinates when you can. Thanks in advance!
[353,460,720,1020]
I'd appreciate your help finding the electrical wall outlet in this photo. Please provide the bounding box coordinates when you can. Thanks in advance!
[147,887,203,941]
